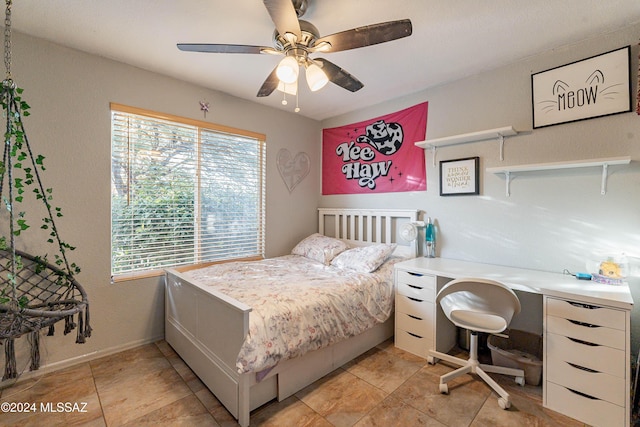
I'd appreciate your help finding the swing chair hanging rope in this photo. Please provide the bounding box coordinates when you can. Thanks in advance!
[3,0,10,81]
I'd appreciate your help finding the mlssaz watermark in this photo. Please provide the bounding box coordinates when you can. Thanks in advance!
[1,401,89,413]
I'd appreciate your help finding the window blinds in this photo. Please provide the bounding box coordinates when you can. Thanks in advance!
[111,106,265,276]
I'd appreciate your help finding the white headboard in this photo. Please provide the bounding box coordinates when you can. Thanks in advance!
[318,208,421,258]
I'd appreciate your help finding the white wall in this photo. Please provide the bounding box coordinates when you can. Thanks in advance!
[321,24,640,352]
[1,31,320,373]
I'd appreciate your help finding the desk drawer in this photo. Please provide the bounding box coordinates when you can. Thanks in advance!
[546,314,625,350]
[546,381,624,427]
[396,311,432,339]
[546,297,625,330]
[396,271,435,300]
[547,356,625,406]
[546,332,625,378]
[396,294,433,319]
[397,281,434,301]
[395,328,432,358]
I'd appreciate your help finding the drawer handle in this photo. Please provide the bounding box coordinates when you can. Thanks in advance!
[566,362,599,373]
[407,272,424,277]
[567,319,600,328]
[565,387,599,400]
[407,297,424,302]
[407,314,423,321]
[567,301,601,310]
[567,337,598,347]
[407,331,423,339]
[407,284,424,290]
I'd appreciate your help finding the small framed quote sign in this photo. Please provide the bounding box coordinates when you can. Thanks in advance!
[439,157,479,196]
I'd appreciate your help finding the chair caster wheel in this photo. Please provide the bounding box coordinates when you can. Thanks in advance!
[515,376,525,386]
[498,397,511,409]
[427,356,436,365]
[439,383,448,394]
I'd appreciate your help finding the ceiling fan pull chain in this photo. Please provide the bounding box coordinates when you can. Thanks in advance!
[4,0,12,81]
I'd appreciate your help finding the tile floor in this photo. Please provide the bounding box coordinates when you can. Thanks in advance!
[0,339,586,426]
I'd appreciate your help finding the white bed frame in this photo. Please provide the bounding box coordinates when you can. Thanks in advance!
[165,208,419,426]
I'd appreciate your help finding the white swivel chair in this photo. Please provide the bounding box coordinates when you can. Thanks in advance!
[426,278,525,409]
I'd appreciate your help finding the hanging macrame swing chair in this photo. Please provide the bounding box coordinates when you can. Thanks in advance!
[0,0,90,381]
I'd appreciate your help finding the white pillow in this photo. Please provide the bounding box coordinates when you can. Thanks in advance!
[291,233,349,265]
[330,243,397,273]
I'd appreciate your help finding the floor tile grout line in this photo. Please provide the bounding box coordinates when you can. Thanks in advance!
[88,359,108,426]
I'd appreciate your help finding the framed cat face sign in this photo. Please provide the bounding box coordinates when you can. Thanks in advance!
[531,46,631,129]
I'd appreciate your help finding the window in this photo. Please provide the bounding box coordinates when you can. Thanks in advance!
[110,104,266,279]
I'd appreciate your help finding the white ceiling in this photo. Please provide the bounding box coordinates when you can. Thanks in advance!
[10,0,640,120]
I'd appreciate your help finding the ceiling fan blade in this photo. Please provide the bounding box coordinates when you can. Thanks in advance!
[314,19,412,53]
[257,66,280,97]
[263,0,302,41]
[177,43,272,54]
[315,58,364,92]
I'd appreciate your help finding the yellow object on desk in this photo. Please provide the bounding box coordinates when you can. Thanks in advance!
[600,260,624,278]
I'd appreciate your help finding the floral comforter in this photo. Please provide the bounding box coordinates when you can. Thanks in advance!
[183,255,397,375]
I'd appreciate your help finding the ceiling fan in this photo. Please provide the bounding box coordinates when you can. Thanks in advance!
[177,0,412,99]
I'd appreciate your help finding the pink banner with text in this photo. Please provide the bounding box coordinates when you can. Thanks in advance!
[322,102,427,195]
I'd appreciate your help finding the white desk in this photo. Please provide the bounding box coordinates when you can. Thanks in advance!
[393,257,634,427]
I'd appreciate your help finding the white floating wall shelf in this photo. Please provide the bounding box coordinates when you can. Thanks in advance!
[486,156,631,196]
[415,126,518,166]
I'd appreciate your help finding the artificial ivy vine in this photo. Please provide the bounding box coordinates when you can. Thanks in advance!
[0,83,81,308]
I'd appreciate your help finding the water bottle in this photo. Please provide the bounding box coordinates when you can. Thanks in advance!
[425,217,436,258]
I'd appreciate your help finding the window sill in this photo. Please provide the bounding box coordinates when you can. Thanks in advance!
[111,256,265,283]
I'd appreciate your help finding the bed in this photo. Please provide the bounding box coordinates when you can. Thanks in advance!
[164,208,419,426]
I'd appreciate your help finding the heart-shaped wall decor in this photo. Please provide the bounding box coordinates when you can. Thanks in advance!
[276,149,310,193]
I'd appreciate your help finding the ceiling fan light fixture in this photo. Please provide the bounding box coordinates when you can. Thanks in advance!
[305,62,328,91]
[276,55,299,84]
